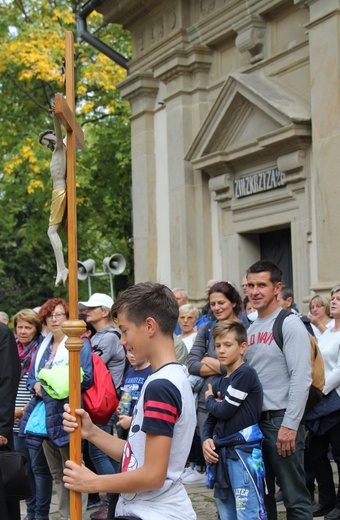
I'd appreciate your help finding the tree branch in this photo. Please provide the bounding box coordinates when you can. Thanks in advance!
[5,72,50,112]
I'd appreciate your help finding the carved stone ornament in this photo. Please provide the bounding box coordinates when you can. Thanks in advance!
[233,15,266,64]
[277,150,306,184]
[200,0,216,17]
[209,173,233,208]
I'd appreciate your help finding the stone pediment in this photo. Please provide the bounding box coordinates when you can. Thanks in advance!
[186,72,311,175]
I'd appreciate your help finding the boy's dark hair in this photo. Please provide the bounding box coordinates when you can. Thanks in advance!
[247,260,283,285]
[111,282,179,336]
[212,320,247,345]
[208,281,242,316]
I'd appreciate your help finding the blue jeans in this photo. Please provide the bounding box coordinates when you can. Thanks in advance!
[88,418,118,501]
[215,456,262,520]
[260,417,312,520]
[88,421,118,475]
[28,444,53,518]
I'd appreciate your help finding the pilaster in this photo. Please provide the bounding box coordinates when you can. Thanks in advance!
[119,73,159,281]
[304,0,340,291]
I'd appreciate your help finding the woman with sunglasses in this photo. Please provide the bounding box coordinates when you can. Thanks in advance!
[178,304,199,353]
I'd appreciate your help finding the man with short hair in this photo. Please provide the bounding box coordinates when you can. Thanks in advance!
[172,288,189,307]
[0,312,9,325]
[172,288,189,335]
[278,286,314,336]
[241,275,248,296]
[244,260,313,520]
[277,286,294,311]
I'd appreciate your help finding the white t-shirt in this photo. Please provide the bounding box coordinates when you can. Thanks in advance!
[180,332,197,353]
[115,362,197,520]
[318,328,340,396]
[311,319,335,339]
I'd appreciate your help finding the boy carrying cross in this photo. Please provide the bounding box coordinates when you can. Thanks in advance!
[62,282,197,520]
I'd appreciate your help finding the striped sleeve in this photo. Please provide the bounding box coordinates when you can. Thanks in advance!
[206,366,256,420]
[142,378,182,438]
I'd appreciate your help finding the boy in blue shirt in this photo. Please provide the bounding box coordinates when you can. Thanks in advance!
[202,320,267,520]
[117,348,152,438]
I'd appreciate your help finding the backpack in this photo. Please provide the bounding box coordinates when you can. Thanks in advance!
[272,309,325,410]
[83,352,119,425]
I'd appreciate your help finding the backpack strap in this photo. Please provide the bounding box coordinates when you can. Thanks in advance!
[272,309,293,351]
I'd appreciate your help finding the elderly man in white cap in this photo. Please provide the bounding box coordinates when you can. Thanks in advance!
[79,293,126,518]
[79,292,126,395]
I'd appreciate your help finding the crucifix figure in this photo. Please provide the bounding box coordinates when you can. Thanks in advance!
[39,109,68,286]
[39,70,84,287]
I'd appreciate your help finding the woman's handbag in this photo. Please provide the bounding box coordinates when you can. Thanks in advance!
[0,448,32,499]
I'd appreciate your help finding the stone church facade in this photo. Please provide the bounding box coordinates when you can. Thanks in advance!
[97,0,340,310]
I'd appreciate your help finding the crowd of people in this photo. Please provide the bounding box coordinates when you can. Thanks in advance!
[0,262,339,520]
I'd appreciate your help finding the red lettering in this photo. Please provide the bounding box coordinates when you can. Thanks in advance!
[258,332,274,345]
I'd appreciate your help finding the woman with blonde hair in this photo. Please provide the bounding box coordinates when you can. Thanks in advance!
[306,285,340,518]
[13,308,52,520]
[308,294,334,338]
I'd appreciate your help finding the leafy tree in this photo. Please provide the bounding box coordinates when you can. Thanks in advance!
[0,0,132,316]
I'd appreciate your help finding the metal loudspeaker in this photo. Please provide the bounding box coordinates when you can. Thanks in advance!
[103,254,126,275]
[77,258,95,281]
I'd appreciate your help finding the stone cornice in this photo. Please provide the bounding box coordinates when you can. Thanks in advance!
[152,44,213,82]
[119,72,159,105]
[97,0,165,27]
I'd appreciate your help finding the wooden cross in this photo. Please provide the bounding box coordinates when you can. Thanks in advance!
[55,31,85,520]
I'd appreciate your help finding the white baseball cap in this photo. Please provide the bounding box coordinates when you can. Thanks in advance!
[79,293,113,309]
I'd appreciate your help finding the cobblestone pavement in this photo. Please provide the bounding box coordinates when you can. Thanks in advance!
[20,483,218,520]
[20,480,329,520]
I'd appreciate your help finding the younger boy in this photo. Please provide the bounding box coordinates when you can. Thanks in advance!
[117,348,152,438]
[63,282,197,520]
[202,320,266,520]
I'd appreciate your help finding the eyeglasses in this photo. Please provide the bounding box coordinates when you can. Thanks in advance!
[46,313,66,321]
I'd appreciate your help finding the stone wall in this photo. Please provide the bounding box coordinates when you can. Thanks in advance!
[97,0,340,309]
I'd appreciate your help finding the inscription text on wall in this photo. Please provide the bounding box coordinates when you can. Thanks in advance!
[234,168,285,198]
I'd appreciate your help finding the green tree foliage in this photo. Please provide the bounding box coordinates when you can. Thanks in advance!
[0,0,132,316]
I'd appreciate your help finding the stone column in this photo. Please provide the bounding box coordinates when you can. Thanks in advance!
[304,0,340,292]
[153,44,213,300]
[119,73,159,282]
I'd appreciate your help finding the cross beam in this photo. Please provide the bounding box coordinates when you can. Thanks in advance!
[55,94,84,149]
